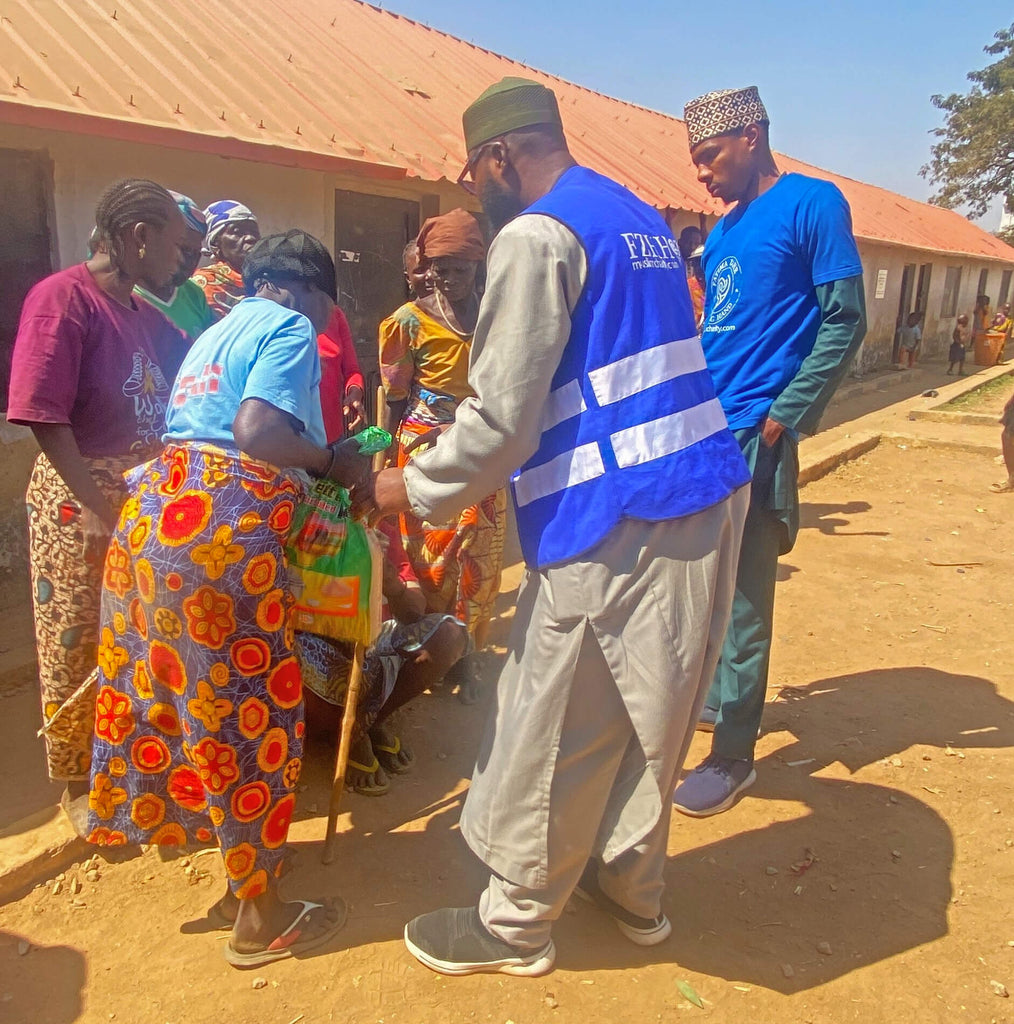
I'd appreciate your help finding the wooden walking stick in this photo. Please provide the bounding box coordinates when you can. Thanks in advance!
[322,385,389,864]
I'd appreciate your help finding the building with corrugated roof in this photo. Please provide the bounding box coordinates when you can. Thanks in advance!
[0,0,1012,569]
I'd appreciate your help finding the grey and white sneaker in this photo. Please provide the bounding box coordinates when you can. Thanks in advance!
[573,862,672,946]
[672,754,756,817]
[404,906,556,977]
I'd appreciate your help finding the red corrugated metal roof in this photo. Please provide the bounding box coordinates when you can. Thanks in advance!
[1,0,1011,262]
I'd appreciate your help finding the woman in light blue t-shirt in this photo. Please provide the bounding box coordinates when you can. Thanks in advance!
[86,231,368,968]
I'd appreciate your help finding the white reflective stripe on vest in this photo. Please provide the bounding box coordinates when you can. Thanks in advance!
[610,397,728,470]
[540,378,587,432]
[587,336,706,407]
[514,441,606,508]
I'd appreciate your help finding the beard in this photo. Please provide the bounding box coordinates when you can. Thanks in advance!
[480,179,525,234]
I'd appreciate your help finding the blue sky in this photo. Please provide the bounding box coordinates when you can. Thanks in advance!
[385,0,1011,226]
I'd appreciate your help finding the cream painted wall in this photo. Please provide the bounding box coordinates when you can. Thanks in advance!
[0,124,464,579]
[858,242,1008,371]
[0,123,472,271]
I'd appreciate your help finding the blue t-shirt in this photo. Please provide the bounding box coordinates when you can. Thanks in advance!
[700,173,863,430]
[165,296,326,447]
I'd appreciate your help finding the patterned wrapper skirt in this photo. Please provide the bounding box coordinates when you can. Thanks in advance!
[297,613,463,729]
[86,443,306,897]
[27,450,145,782]
[397,409,506,640]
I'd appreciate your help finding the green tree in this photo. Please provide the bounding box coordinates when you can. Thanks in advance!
[923,24,1014,219]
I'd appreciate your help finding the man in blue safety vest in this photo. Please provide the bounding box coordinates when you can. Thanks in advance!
[372,76,750,976]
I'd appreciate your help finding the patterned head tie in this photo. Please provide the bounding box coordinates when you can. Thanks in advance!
[168,191,206,237]
[683,86,769,149]
[203,199,258,248]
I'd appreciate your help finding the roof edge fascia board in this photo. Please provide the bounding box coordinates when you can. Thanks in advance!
[0,100,409,182]
[2,102,1011,262]
[855,232,1014,266]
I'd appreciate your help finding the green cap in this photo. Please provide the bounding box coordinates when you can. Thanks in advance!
[462,77,563,153]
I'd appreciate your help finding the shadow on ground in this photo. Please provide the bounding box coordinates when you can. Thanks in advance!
[799,500,886,537]
[276,666,1013,994]
[0,930,85,1023]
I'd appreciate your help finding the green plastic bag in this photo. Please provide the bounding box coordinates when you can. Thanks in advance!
[284,429,390,643]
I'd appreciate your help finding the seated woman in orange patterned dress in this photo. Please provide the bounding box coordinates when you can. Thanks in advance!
[379,210,506,700]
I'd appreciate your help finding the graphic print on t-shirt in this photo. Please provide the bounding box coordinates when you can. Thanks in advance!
[122,351,170,453]
[706,256,742,328]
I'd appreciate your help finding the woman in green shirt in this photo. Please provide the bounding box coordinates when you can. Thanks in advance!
[135,191,214,343]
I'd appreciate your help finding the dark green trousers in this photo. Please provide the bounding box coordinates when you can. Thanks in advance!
[705,429,795,762]
[704,501,781,760]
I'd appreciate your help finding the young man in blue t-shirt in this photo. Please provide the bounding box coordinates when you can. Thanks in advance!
[673,86,867,817]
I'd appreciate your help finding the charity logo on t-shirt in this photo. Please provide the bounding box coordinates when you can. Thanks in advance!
[698,174,863,430]
[706,256,742,329]
[122,352,170,453]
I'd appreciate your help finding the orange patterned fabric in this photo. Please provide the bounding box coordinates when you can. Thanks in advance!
[86,443,305,893]
[397,423,506,637]
[191,262,246,321]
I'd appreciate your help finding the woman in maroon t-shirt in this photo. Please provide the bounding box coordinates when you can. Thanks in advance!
[7,179,189,810]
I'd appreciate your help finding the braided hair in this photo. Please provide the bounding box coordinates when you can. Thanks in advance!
[92,178,176,269]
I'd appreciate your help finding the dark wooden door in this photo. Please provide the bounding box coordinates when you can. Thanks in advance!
[334,190,419,424]
[893,263,916,364]
[0,149,55,410]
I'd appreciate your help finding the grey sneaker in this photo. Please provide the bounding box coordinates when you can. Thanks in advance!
[672,754,756,817]
[404,906,556,977]
[573,861,672,946]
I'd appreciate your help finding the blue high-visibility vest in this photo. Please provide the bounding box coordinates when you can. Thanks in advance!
[512,166,750,569]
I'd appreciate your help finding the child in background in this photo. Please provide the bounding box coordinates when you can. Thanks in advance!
[898,310,922,369]
[948,314,969,374]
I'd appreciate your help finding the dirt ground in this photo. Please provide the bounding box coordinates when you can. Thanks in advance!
[2,440,1014,1024]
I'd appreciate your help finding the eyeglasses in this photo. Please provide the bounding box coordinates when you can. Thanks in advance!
[456,142,498,196]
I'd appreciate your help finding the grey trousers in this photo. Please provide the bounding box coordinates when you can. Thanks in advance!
[470,491,747,950]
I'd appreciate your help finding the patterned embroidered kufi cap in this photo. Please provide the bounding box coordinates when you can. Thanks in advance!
[683,86,769,149]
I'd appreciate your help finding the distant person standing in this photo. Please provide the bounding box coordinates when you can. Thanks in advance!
[192,200,260,319]
[678,226,705,327]
[948,314,969,375]
[677,225,702,259]
[674,86,867,818]
[973,294,992,341]
[898,310,922,369]
[686,244,707,330]
[989,302,1012,364]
